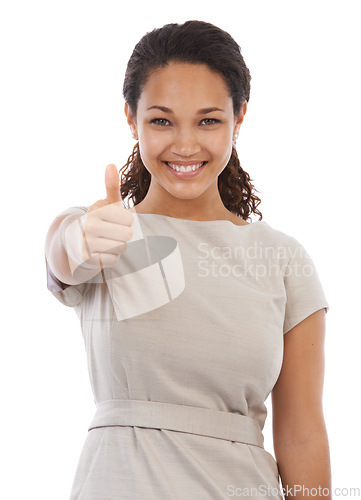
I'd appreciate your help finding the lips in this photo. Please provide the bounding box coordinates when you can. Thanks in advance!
[164,161,206,172]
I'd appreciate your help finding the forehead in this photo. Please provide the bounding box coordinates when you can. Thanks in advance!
[137,62,232,113]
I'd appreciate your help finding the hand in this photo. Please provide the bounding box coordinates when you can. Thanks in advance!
[80,164,134,269]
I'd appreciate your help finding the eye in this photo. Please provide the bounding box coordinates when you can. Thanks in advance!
[150,118,171,126]
[200,118,221,126]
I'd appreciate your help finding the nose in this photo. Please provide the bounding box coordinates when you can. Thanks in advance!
[170,127,201,157]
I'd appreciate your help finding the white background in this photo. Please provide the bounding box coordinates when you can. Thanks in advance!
[1,1,360,498]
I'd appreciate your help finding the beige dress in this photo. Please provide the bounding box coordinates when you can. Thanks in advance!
[45,207,330,500]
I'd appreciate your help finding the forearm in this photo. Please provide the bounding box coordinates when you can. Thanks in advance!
[275,432,332,499]
[45,213,102,286]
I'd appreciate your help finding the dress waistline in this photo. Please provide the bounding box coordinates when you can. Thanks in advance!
[88,399,264,449]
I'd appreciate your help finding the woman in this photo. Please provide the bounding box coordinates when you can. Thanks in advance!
[45,20,332,499]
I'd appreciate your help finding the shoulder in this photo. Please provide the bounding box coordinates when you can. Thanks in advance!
[253,220,301,252]
[247,221,319,277]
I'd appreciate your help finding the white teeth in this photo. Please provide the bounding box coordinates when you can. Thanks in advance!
[167,162,204,172]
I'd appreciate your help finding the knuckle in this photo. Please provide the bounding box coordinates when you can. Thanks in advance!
[84,219,95,234]
[89,200,104,212]
[119,242,127,253]
[119,208,134,226]
[127,211,134,225]
[124,226,133,241]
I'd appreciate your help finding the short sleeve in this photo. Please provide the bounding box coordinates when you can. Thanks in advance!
[283,239,330,335]
[45,205,92,308]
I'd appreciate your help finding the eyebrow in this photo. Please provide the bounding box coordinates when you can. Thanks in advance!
[146,105,225,114]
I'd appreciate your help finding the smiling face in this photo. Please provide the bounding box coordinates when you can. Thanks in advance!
[125,62,247,218]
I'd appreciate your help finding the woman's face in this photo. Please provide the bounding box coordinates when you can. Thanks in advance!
[125,62,246,211]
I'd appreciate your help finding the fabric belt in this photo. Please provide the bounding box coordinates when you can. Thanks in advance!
[88,399,264,449]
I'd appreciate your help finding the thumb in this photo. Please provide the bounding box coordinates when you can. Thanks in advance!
[105,164,122,204]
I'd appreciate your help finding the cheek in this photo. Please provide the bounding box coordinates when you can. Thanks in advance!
[139,130,166,160]
[206,130,232,157]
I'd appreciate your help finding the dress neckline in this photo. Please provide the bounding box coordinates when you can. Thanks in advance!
[135,212,266,229]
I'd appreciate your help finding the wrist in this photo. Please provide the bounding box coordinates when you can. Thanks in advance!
[60,214,101,275]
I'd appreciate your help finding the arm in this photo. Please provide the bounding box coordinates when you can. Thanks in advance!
[271,309,332,499]
[45,164,134,288]
[45,213,102,287]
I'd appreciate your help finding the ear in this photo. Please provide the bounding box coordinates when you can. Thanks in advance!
[233,100,247,136]
[124,102,138,140]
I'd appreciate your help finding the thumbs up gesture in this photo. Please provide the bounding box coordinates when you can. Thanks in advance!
[79,164,135,269]
[104,162,123,204]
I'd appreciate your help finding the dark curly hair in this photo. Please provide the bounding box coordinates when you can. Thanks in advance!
[119,20,262,222]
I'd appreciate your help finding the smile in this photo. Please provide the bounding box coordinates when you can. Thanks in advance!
[165,162,206,172]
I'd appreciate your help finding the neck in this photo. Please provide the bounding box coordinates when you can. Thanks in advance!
[132,180,230,221]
